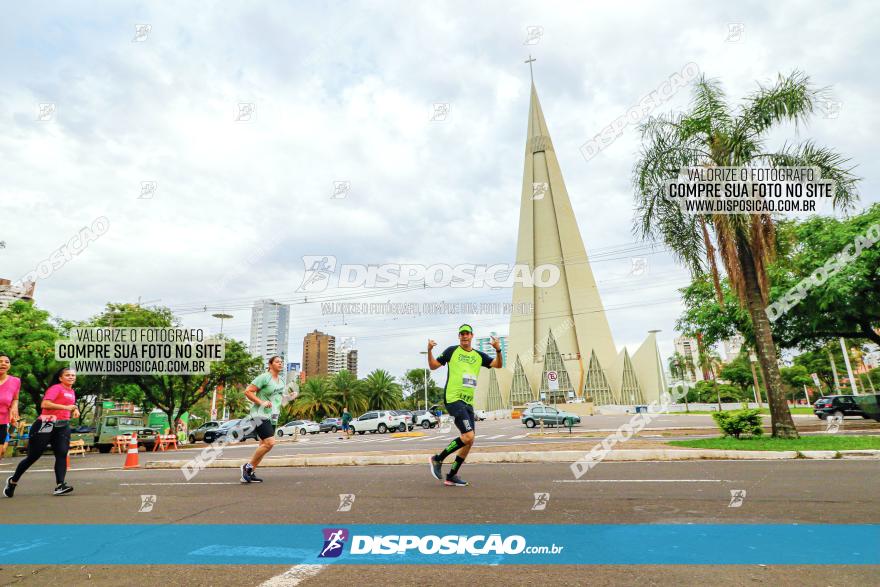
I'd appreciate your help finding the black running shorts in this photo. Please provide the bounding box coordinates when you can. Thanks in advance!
[445,400,475,434]
[252,417,275,440]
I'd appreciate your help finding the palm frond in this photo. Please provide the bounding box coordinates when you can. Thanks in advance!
[758,140,860,211]
[737,70,821,137]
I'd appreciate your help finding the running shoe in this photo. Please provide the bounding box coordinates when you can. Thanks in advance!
[248,470,264,483]
[429,456,443,481]
[53,482,73,495]
[240,463,253,483]
[444,475,468,487]
[2,477,15,498]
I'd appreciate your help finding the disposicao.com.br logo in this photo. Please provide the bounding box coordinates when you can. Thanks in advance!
[320,528,563,557]
[297,256,561,292]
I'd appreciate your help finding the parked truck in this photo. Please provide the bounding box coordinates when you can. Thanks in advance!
[93,414,158,453]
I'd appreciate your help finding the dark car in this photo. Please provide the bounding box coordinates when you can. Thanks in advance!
[854,394,880,422]
[188,421,221,443]
[204,419,259,444]
[319,418,343,433]
[813,395,867,420]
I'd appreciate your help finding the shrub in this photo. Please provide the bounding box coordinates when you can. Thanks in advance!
[711,409,764,439]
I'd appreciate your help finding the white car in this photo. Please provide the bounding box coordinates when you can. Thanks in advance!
[474,409,488,421]
[412,410,438,429]
[349,410,408,434]
[276,420,320,437]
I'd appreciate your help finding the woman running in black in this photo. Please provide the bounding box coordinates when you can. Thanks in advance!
[4,367,80,497]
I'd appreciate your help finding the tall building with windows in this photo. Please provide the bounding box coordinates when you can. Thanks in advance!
[345,349,358,378]
[673,336,704,383]
[249,299,290,365]
[475,332,508,365]
[303,330,335,377]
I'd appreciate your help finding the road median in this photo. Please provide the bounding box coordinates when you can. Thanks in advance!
[144,448,880,470]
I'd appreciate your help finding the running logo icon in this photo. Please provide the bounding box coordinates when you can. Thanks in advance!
[532,492,550,511]
[298,255,337,293]
[319,528,349,558]
[337,493,355,512]
[728,489,746,508]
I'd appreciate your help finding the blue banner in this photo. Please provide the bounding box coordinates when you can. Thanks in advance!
[0,525,876,565]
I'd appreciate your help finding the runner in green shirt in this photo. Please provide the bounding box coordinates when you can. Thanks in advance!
[427,324,502,486]
[341,407,353,439]
[240,356,296,483]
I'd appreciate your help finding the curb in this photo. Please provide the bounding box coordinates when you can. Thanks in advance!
[144,448,880,470]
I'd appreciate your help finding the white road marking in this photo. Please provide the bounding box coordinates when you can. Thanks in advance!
[259,564,326,586]
[120,482,241,486]
[511,434,528,439]
[553,479,734,483]
[485,435,505,440]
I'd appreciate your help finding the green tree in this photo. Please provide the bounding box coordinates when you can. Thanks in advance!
[330,369,367,414]
[720,354,755,397]
[362,369,402,410]
[780,365,815,402]
[401,368,442,409]
[768,204,880,348]
[0,301,64,412]
[287,376,339,421]
[634,71,859,437]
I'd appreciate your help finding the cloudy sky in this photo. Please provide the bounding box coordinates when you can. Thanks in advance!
[2,1,877,385]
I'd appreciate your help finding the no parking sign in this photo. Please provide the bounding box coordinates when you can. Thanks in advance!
[546,370,559,391]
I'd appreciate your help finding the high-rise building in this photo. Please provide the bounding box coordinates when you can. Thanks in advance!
[673,336,704,384]
[475,332,508,366]
[475,75,665,409]
[249,299,290,365]
[0,279,35,310]
[303,330,335,377]
[328,337,358,377]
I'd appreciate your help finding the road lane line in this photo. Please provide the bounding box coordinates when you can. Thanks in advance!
[259,564,326,586]
[120,482,241,486]
[485,435,505,440]
[512,434,528,439]
[553,479,734,483]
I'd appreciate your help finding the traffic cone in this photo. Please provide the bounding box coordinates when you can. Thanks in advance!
[124,433,140,469]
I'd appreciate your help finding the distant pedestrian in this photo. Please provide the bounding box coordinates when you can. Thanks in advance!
[341,407,353,439]
[0,355,20,465]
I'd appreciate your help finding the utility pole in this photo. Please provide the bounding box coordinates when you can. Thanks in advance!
[840,338,859,395]
[749,352,763,407]
[829,349,841,393]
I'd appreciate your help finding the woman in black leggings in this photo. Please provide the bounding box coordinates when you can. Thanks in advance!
[3,367,80,497]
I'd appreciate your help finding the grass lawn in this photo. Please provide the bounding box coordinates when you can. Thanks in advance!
[679,407,815,415]
[668,435,880,451]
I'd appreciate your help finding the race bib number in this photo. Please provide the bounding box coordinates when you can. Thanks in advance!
[462,374,477,388]
[270,412,279,425]
[37,419,55,434]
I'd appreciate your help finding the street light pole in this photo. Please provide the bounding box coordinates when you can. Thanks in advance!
[211,313,233,419]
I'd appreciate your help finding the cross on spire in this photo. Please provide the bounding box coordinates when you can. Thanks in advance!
[524,54,536,83]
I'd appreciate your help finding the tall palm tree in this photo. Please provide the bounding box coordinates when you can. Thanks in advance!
[330,369,368,414]
[633,71,859,437]
[287,376,340,421]
[362,369,403,411]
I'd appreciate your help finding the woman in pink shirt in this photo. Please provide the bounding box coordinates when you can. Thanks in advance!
[0,354,21,465]
[3,367,80,498]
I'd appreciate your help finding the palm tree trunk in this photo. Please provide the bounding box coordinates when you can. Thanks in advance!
[736,237,798,438]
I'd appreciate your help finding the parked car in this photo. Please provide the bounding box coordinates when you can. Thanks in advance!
[813,395,867,420]
[94,414,158,453]
[188,421,221,444]
[411,410,438,429]
[349,410,408,434]
[319,417,343,433]
[474,409,488,421]
[277,420,321,437]
[391,410,416,431]
[854,393,880,422]
[520,405,581,428]
[204,419,260,444]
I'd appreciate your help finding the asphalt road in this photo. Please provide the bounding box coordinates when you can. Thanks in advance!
[1,459,878,586]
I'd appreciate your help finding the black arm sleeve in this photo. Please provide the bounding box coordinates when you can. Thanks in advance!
[436,346,456,366]
[478,351,494,368]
